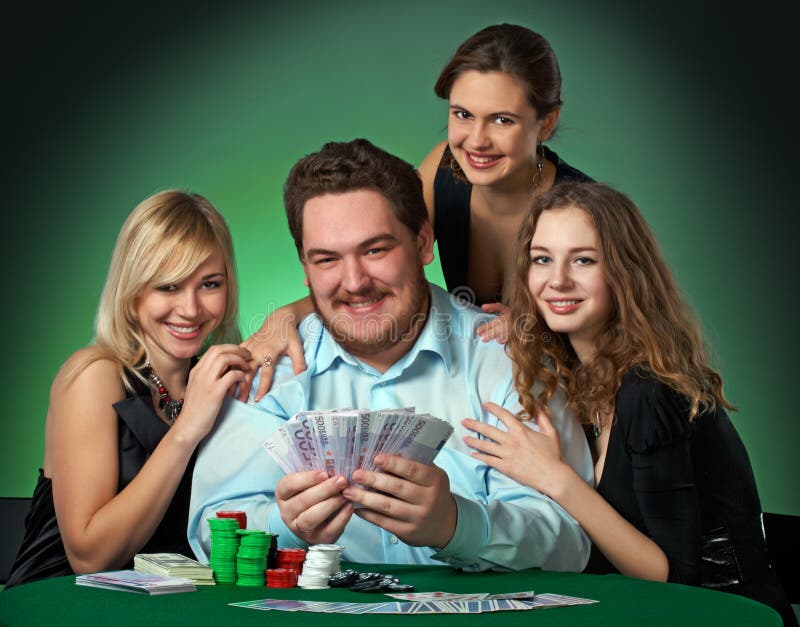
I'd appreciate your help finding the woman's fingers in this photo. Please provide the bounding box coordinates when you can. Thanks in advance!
[254,352,276,401]
[533,403,558,437]
[195,349,250,382]
[285,329,308,376]
[477,302,511,343]
[482,402,522,431]
[461,417,504,440]
[462,433,504,458]
[480,302,507,314]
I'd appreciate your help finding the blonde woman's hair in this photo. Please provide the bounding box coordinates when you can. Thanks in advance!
[507,182,734,424]
[65,190,240,388]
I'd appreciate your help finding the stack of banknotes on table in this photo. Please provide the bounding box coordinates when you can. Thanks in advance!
[263,408,454,481]
[75,570,196,595]
[134,553,215,585]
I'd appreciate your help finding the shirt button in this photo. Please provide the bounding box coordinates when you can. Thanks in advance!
[389,535,398,544]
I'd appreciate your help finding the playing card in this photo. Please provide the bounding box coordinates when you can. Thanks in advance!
[386,591,489,601]
[488,590,535,600]
[533,593,598,606]
[231,591,598,615]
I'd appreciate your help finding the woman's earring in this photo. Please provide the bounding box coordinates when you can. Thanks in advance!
[532,142,544,190]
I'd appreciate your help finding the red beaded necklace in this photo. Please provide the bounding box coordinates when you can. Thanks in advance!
[143,361,184,425]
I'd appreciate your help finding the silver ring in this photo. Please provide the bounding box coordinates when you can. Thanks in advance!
[261,354,273,368]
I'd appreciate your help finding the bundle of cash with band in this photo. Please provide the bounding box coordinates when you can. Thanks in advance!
[134,553,215,585]
[76,570,196,595]
[263,408,454,481]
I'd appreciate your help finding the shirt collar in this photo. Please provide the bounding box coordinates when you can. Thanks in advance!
[301,283,456,379]
[399,284,454,376]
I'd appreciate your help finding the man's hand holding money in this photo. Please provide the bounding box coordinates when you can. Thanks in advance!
[344,454,457,549]
[276,470,354,544]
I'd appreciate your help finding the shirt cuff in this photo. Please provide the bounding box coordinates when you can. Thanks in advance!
[430,493,487,563]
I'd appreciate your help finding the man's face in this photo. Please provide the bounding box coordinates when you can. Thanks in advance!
[301,188,434,371]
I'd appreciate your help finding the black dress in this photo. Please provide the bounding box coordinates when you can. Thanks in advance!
[432,145,593,304]
[585,369,797,626]
[4,374,196,589]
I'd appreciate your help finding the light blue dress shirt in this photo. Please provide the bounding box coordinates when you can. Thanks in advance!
[189,284,593,572]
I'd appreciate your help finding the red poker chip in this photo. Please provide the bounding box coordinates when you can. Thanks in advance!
[276,549,306,557]
[215,510,247,529]
[276,560,304,568]
[265,568,297,587]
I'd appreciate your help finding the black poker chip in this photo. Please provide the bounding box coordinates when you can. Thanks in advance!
[329,570,360,587]
[349,576,399,592]
[331,569,414,593]
[385,583,415,592]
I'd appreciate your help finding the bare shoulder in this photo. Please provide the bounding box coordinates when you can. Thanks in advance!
[51,347,125,404]
[417,140,448,185]
[417,140,449,228]
[46,349,125,465]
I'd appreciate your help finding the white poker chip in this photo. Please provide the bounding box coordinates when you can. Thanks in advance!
[311,544,343,551]
[303,561,340,569]
[297,575,329,587]
[298,543,343,588]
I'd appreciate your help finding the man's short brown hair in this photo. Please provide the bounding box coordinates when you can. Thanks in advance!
[284,138,428,256]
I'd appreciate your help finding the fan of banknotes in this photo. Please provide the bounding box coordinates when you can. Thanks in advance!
[263,408,454,481]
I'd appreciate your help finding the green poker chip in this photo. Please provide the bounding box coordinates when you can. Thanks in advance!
[208,517,242,584]
[236,530,270,586]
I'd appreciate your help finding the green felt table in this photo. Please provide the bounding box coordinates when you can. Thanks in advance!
[0,563,781,626]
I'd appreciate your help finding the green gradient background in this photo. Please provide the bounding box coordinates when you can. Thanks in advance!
[3,1,797,516]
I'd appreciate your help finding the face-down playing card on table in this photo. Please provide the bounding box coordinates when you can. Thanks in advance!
[230,593,597,614]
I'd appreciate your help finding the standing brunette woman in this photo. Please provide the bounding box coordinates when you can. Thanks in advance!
[462,182,797,626]
[6,191,250,588]
[244,23,591,400]
[418,23,591,324]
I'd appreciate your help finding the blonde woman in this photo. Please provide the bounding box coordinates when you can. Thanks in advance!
[6,191,250,587]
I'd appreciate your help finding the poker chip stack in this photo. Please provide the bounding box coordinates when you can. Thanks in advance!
[207,517,240,583]
[297,544,343,589]
[265,568,298,588]
[235,530,271,587]
[275,548,306,576]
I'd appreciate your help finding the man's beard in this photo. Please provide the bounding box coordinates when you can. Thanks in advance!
[309,264,430,358]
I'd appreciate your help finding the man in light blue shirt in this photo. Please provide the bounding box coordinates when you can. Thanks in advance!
[189,139,592,572]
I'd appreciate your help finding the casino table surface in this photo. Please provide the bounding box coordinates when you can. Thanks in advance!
[0,562,781,626]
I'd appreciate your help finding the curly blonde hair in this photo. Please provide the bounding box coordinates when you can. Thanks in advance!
[507,182,734,424]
